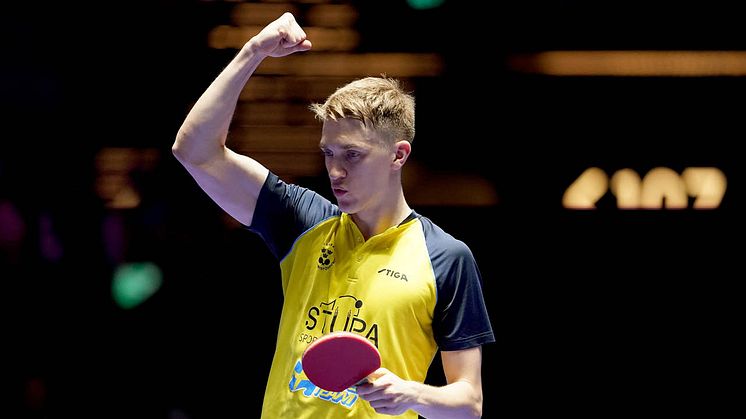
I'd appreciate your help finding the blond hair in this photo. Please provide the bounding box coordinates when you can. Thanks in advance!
[309,76,415,144]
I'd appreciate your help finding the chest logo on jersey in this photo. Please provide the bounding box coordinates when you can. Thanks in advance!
[304,295,379,348]
[378,267,408,282]
[317,243,335,270]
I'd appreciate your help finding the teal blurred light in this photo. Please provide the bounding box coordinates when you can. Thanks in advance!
[111,262,163,309]
[406,0,445,10]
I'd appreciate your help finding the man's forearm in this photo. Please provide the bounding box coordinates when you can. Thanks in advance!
[173,43,265,165]
[412,381,483,419]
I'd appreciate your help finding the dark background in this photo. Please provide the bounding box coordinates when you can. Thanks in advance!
[2,1,742,417]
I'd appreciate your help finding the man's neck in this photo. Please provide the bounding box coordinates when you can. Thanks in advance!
[351,195,411,240]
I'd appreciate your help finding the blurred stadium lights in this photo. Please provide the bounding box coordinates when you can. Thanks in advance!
[95,148,161,209]
[563,167,727,209]
[508,51,746,76]
[111,261,163,309]
[209,25,360,51]
[406,0,445,10]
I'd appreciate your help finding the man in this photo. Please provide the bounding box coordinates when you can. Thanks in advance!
[172,12,494,419]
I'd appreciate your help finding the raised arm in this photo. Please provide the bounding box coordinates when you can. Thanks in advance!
[172,12,311,226]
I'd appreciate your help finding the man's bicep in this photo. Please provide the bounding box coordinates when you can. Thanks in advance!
[185,148,269,226]
[440,347,483,385]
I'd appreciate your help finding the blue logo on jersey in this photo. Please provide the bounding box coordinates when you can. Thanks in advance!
[288,360,359,408]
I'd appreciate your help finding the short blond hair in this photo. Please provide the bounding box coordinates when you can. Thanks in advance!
[310,76,415,144]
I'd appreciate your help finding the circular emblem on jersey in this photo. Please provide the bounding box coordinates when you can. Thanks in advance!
[317,243,335,270]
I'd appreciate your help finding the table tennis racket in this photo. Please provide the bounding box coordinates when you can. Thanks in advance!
[302,331,381,392]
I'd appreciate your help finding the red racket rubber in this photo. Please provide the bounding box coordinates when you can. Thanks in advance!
[302,331,381,392]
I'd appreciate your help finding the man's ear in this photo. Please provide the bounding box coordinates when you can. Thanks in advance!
[392,140,411,171]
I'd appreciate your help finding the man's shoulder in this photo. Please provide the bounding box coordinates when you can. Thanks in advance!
[265,172,339,211]
[414,213,473,258]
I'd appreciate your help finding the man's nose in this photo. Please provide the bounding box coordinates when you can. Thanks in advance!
[327,160,346,180]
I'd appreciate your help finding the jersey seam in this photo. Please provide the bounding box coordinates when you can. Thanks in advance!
[278,214,341,264]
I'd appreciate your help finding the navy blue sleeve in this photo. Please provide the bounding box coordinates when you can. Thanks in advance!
[246,172,340,260]
[420,215,495,351]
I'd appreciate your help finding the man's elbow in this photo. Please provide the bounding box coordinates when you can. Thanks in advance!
[470,398,483,418]
[467,387,483,418]
[171,136,188,165]
[171,128,215,167]
[172,125,196,163]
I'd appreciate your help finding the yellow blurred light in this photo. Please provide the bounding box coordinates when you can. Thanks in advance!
[562,167,608,209]
[94,148,160,209]
[230,3,300,26]
[509,51,746,76]
[208,25,359,51]
[610,169,641,209]
[564,166,726,210]
[254,53,444,77]
[682,167,727,209]
[640,167,688,209]
[305,4,358,27]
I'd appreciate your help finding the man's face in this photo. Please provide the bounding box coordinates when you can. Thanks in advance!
[319,118,395,215]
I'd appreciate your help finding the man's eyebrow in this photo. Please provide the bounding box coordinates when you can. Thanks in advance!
[319,142,366,150]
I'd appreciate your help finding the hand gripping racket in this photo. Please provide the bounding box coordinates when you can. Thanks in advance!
[302,331,381,392]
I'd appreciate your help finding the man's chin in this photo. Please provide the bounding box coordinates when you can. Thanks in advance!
[335,199,356,214]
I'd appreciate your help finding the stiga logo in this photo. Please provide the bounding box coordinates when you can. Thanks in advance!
[317,243,335,270]
[377,268,408,282]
